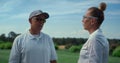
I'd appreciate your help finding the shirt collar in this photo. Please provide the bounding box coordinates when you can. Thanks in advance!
[89,28,102,38]
[27,30,43,40]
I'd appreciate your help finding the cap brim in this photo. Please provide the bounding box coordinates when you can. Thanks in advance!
[39,12,49,19]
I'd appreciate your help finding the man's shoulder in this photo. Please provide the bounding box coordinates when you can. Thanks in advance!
[41,32,51,38]
[14,32,28,40]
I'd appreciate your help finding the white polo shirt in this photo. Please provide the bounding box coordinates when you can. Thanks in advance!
[78,29,109,63]
[9,31,57,63]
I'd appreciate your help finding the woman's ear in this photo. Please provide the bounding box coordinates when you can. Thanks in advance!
[91,18,97,25]
[90,19,94,25]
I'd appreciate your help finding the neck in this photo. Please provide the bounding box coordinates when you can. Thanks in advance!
[88,27,99,34]
[29,28,40,35]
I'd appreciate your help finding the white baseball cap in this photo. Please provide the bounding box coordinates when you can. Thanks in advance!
[29,10,49,19]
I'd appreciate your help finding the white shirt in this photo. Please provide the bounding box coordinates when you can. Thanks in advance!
[9,31,57,63]
[78,29,109,63]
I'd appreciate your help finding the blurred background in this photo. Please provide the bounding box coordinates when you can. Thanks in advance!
[0,0,120,63]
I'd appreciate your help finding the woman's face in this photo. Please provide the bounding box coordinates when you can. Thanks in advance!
[82,10,97,31]
[82,10,92,30]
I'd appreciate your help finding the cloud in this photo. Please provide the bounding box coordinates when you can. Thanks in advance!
[106,11,120,16]
[47,1,95,16]
[8,13,29,20]
[0,24,29,35]
[0,0,22,13]
[1,0,119,17]
[103,0,120,4]
[47,0,120,16]
[0,25,17,34]
[0,0,120,38]
[43,28,89,38]
[0,12,29,24]
[104,31,120,39]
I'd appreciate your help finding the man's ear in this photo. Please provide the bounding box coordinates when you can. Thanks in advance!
[29,19,32,24]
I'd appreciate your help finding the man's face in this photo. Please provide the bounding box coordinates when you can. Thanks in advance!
[82,10,97,30]
[30,15,46,30]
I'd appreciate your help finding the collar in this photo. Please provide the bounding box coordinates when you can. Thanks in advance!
[27,30,43,40]
[89,28,102,38]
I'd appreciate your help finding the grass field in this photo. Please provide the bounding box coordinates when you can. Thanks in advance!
[0,50,10,63]
[0,50,120,63]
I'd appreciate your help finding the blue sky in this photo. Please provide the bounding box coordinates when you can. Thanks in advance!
[0,0,120,39]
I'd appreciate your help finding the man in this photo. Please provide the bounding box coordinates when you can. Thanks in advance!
[78,2,109,63]
[9,10,57,63]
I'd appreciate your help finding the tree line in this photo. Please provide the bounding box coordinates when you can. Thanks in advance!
[0,31,120,57]
[0,31,120,48]
[0,31,20,42]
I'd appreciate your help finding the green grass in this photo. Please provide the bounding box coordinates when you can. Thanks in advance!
[0,49,120,63]
[108,56,120,63]
[57,50,79,63]
[0,49,10,63]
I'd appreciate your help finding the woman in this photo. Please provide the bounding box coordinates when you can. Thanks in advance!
[78,2,109,63]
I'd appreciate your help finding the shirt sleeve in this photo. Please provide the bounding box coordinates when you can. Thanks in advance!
[49,38,57,61]
[9,37,21,63]
[88,39,103,63]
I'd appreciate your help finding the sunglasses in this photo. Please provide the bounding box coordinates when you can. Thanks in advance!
[35,16,46,23]
[83,16,98,20]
